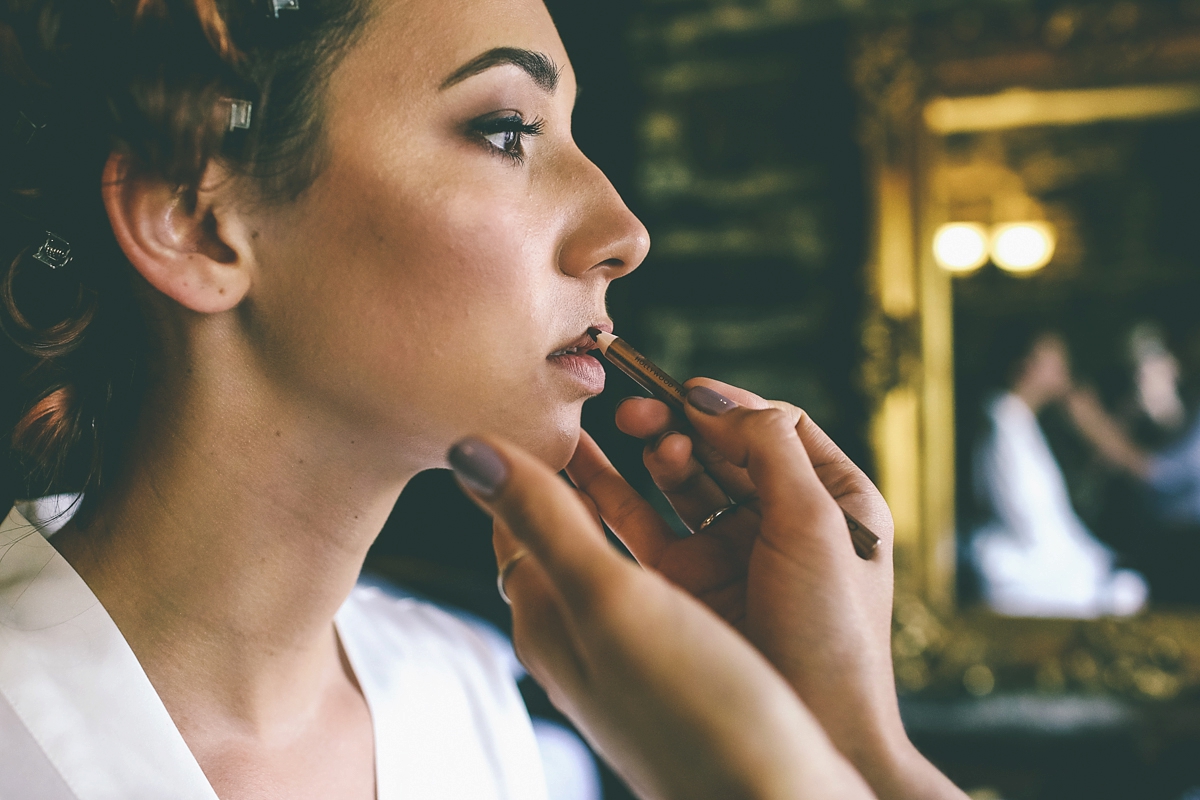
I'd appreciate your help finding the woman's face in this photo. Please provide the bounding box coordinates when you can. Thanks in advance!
[242,0,649,472]
[1023,335,1072,400]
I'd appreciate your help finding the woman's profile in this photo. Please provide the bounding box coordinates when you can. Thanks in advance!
[1,0,965,798]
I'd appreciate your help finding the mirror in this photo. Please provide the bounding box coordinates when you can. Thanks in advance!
[856,11,1200,697]
[936,95,1200,617]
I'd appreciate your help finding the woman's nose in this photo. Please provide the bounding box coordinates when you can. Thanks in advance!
[556,157,650,281]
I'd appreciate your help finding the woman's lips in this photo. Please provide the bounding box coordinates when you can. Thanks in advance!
[544,323,610,395]
[547,351,606,395]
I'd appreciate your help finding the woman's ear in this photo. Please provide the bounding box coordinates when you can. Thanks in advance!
[101,152,255,314]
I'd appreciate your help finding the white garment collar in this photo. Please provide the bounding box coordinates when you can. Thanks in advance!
[0,507,543,800]
[0,506,219,800]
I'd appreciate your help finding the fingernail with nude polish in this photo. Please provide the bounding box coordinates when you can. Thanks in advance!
[448,438,508,499]
[687,386,738,416]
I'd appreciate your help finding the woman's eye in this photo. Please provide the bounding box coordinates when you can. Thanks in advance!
[472,114,545,164]
[483,130,520,154]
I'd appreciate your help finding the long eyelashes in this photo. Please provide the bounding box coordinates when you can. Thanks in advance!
[471,113,546,164]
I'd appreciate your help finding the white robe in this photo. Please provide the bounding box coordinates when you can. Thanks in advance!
[0,506,548,800]
[971,393,1148,618]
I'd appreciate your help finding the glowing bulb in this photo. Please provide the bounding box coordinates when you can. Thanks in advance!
[991,222,1055,273]
[932,223,989,273]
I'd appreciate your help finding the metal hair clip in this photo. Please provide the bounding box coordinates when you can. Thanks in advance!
[32,232,72,270]
[13,111,46,146]
[269,0,298,17]
[227,99,253,131]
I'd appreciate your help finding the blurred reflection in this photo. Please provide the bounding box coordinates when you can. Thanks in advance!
[1131,324,1186,431]
[970,329,1149,617]
[1069,325,1200,528]
[946,106,1200,615]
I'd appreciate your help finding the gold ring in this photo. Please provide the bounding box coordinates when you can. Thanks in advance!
[496,549,529,605]
[698,503,738,532]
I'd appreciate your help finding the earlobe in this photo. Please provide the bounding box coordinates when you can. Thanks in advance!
[101,152,253,314]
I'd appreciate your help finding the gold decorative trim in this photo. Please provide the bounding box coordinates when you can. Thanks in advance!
[924,82,1200,133]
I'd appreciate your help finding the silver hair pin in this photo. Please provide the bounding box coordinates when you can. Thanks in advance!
[269,0,298,17]
[227,99,253,131]
[32,232,72,270]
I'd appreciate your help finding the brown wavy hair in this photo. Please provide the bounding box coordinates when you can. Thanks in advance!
[1,0,368,517]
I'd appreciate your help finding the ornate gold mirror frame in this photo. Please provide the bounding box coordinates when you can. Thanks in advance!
[856,11,1200,699]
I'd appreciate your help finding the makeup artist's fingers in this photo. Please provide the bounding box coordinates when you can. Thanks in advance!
[615,377,886,559]
[684,384,890,549]
[565,431,676,566]
[680,390,850,559]
[617,377,776,505]
[614,383,760,510]
[641,436,764,575]
[680,378,785,504]
[685,378,774,411]
[614,380,770,442]
[675,379,888,546]
[641,431,737,530]
[791,411,893,549]
[491,520,588,707]
[614,396,679,439]
[559,434,749,609]
[449,436,628,617]
[617,380,781,532]
[455,440,879,800]
[683,379,885,518]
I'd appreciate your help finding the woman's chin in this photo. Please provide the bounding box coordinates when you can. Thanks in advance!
[540,428,581,472]
[444,405,582,473]
[501,408,583,471]
[516,419,581,472]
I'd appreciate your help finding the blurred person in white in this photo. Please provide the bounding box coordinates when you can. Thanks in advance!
[971,329,1148,617]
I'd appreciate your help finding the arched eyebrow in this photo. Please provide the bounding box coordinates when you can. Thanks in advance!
[439,47,562,93]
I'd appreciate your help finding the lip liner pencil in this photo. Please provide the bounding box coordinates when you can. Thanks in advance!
[588,327,880,560]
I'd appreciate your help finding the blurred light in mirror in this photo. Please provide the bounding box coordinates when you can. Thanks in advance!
[991,222,1056,273]
[932,222,989,273]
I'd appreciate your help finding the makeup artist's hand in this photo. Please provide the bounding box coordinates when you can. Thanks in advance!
[566,382,965,800]
[448,436,874,800]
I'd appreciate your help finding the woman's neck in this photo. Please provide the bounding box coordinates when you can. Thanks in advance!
[51,352,419,733]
